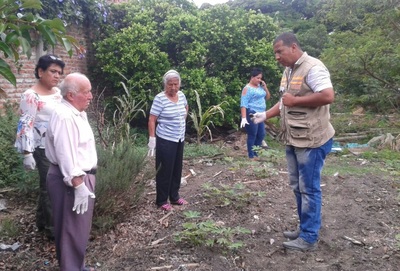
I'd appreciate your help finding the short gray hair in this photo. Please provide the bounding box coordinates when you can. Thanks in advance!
[162,69,181,85]
[59,72,86,97]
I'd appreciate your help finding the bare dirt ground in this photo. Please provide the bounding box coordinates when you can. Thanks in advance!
[1,131,400,271]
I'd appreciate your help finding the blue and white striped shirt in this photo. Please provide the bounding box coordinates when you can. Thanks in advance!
[150,91,188,142]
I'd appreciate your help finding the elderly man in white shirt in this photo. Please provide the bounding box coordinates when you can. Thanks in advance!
[45,72,97,271]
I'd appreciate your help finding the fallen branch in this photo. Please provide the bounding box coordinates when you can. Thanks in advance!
[242,180,259,184]
[179,263,200,268]
[334,135,369,142]
[0,188,16,193]
[150,236,169,246]
[150,265,173,270]
[158,212,173,224]
[342,235,364,246]
[266,248,281,257]
[212,171,222,178]
[189,169,197,176]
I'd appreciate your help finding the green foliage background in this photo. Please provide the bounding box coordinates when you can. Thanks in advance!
[91,0,281,129]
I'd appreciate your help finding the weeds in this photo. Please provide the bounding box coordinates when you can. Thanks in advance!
[396,234,400,249]
[92,78,146,148]
[184,143,224,158]
[188,90,228,145]
[90,80,149,233]
[174,211,251,250]
[0,217,19,238]
[202,182,265,208]
[93,138,148,233]
[0,102,38,193]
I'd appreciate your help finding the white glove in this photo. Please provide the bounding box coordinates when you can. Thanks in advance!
[23,153,36,170]
[73,183,95,215]
[240,118,249,128]
[251,112,267,124]
[147,136,156,157]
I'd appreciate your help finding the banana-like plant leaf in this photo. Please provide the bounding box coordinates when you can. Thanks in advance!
[61,37,73,56]
[20,27,32,43]
[42,18,66,32]
[21,0,43,10]
[0,41,13,57]
[0,59,16,86]
[18,36,32,58]
[37,24,56,45]
[20,12,35,22]
[0,23,6,33]
[5,32,19,45]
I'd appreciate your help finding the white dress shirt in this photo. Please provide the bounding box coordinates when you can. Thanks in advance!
[45,99,97,186]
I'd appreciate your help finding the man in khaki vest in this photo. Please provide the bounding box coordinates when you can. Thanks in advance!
[252,32,335,251]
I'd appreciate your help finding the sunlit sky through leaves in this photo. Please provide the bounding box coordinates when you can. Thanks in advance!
[192,0,229,7]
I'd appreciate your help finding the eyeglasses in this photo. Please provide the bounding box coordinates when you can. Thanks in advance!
[49,55,62,61]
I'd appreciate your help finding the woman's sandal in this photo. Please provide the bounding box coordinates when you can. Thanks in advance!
[160,203,173,211]
[171,198,188,205]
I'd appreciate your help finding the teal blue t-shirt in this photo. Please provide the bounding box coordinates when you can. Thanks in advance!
[240,85,266,112]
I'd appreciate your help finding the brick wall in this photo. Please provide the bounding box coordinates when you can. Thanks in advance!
[0,25,88,107]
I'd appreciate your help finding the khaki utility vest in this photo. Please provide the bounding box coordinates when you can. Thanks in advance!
[278,52,335,148]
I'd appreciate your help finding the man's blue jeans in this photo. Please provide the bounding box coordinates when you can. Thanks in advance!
[286,138,333,244]
[245,109,265,158]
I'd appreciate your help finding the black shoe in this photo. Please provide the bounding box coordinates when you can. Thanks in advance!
[283,238,317,252]
[283,229,300,240]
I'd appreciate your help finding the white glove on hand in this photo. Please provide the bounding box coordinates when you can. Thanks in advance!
[147,136,156,157]
[240,118,249,128]
[23,153,36,170]
[73,183,95,215]
[251,112,267,124]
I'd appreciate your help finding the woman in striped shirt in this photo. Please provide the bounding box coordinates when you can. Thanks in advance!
[148,70,189,211]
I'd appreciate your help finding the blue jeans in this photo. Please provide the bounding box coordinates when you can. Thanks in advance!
[245,109,266,158]
[286,138,333,243]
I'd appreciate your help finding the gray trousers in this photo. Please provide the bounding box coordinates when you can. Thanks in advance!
[47,164,95,271]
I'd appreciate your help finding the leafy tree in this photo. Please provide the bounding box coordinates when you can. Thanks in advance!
[296,24,329,58]
[321,1,400,112]
[0,0,83,92]
[94,0,280,129]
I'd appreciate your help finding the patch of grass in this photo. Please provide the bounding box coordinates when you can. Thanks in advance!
[174,211,251,250]
[324,150,400,177]
[202,182,265,208]
[360,149,400,162]
[0,217,19,238]
[184,143,224,158]
[396,234,400,249]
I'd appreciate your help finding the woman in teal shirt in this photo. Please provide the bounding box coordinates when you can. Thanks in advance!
[240,68,271,158]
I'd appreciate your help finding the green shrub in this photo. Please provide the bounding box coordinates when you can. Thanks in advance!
[93,138,148,233]
[0,102,37,191]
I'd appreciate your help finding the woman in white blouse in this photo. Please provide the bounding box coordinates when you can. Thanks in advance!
[15,54,65,239]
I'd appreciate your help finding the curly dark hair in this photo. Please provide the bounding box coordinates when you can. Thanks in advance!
[34,54,65,79]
